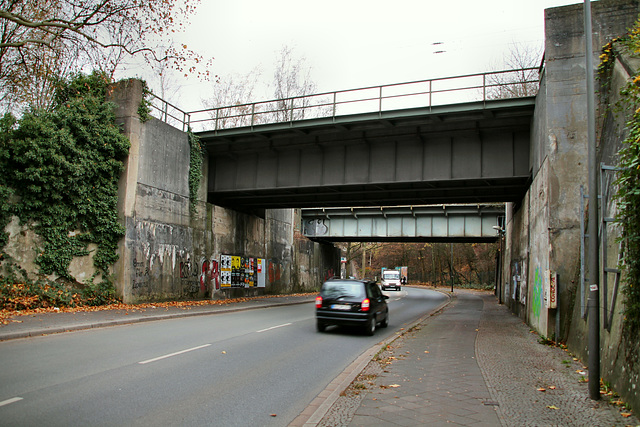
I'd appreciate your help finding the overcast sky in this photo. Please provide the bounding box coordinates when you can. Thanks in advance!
[140,0,582,111]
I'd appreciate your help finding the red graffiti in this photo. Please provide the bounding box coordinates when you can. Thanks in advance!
[268,262,282,284]
[198,259,221,293]
[325,268,335,281]
[200,261,209,293]
[211,259,220,290]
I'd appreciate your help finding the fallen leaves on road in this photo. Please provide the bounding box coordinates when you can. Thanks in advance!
[0,293,317,326]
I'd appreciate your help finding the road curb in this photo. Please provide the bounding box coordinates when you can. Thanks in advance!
[290,289,453,427]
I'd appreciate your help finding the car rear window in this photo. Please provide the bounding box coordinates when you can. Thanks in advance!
[321,281,366,300]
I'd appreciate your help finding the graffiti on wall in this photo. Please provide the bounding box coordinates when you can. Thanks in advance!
[200,260,221,293]
[132,256,150,290]
[179,257,201,295]
[324,268,335,281]
[268,261,282,284]
[131,245,272,296]
[303,219,329,236]
[132,251,221,297]
[532,266,544,319]
[510,260,527,305]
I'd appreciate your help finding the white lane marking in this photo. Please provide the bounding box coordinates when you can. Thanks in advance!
[256,323,292,333]
[138,344,211,365]
[0,397,23,407]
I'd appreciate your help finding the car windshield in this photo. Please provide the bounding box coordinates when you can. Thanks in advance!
[321,281,366,300]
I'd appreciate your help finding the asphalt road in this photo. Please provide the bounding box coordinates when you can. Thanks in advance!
[0,287,446,426]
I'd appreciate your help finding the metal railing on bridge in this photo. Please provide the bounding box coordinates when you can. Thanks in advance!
[148,68,539,132]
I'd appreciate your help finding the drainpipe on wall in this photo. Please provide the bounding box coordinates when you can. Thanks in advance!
[584,0,601,401]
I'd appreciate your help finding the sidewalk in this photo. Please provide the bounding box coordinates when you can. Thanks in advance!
[0,294,316,341]
[312,290,639,427]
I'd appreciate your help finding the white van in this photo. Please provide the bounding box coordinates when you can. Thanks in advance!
[381,269,402,291]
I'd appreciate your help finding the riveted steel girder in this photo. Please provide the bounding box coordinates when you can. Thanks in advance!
[301,205,505,243]
[198,98,534,210]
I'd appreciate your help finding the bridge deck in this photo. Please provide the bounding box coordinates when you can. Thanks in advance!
[197,98,534,210]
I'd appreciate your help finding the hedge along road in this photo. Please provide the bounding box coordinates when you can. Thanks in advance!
[0,287,447,426]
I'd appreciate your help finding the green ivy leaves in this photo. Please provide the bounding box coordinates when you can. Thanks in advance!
[605,22,640,333]
[0,71,130,294]
[188,129,204,214]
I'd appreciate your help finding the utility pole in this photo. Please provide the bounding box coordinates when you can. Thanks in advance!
[584,0,600,401]
[361,244,367,279]
[450,243,454,292]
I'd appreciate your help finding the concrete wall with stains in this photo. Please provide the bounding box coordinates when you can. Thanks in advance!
[502,0,640,410]
[502,0,638,335]
[109,79,339,303]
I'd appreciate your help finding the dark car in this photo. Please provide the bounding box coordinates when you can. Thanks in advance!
[315,278,389,335]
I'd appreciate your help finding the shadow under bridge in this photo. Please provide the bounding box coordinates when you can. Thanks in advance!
[195,73,535,211]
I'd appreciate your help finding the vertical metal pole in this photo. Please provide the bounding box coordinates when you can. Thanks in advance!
[482,73,487,103]
[332,92,337,119]
[498,232,504,304]
[361,244,367,279]
[450,243,454,292]
[584,0,600,401]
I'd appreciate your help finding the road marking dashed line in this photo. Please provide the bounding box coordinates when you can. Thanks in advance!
[0,397,23,407]
[256,323,292,333]
[138,344,211,365]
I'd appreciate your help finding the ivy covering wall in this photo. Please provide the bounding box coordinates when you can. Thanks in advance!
[0,72,130,308]
[599,21,640,333]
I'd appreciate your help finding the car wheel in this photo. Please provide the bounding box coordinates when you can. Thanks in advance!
[317,320,326,332]
[364,316,376,336]
[380,311,389,328]
[398,287,401,291]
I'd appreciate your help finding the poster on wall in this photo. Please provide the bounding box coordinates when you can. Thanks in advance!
[257,259,266,287]
[220,255,232,287]
[220,254,259,288]
[519,262,527,305]
[231,256,242,287]
[246,257,255,287]
[544,270,558,309]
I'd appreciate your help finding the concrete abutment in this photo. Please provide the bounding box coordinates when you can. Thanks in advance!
[499,0,640,411]
[109,79,338,304]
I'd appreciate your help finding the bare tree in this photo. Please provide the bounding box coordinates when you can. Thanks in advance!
[271,46,318,121]
[0,0,210,112]
[202,68,262,129]
[486,42,542,100]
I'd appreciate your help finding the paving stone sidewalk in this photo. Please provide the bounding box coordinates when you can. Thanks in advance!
[316,290,639,427]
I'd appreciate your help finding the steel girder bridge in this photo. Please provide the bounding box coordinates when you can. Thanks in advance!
[151,69,538,214]
[301,204,505,243]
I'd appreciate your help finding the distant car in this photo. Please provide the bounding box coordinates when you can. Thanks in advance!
[315,278,389,335]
